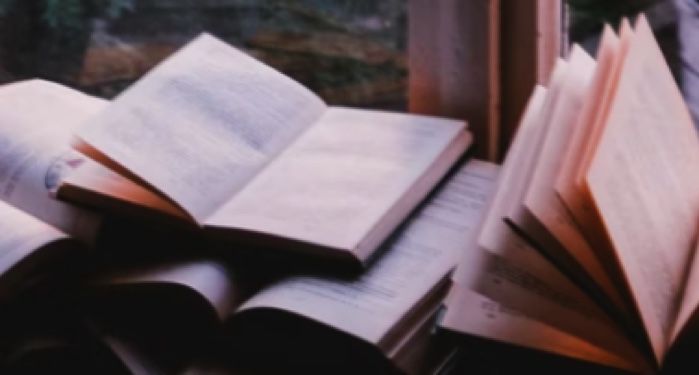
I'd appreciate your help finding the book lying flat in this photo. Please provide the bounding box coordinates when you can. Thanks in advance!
[0,80,102,243]
[59,33,472,266]
[0,80,110,303]
[84,160,498,373]
[0,200,85,301]
[442,14,699,373]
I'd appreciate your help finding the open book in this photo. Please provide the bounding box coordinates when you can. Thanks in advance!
[83,160,498,374]
[0,200,86,301]
[0,80,111,303]
[58,33,472,266]
[0,80,102,243]
[441,15,699,373]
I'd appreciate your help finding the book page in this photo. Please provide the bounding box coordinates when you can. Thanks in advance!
[559,23,633,280]
[521,46,625,313]
[460,84,546,278]
[0,80,103,243]
[470,246,639,357]
[441,286,639,372]
[672,239,699,344]
[76,34,328,223]
[238,160,497,345]
[575,19,633,189]
[98,260,239,321]
[450,84,640,362]
[59,159,188,220]
[555,26,619,240]
[585,16,699,362]
[504,59,567,228]
[205,107,470,260]
[0,200,67,291]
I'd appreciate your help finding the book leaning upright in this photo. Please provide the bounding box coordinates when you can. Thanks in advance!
[441,14,699,373]
[58,34,472,267]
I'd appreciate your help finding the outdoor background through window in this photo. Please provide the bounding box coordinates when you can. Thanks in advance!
[0,1,689,115]
[0,0,407,110]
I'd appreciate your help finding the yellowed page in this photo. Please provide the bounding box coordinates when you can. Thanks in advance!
[76,34,327,223]
[585,16,699,363]
[205,107,470,260]
[238,160,497,346]
[451,84,641,363]
[521,46,626,314]
[441,286,639,372]
[0,80,103,243]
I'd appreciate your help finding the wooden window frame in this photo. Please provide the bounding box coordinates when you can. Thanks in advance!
[408,0,565,161]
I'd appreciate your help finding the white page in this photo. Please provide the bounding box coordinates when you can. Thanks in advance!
[205,107,469,259]
[239,160,498,345]
[0,80,103,243]
[76,34,328,222]
[0,200,66,281]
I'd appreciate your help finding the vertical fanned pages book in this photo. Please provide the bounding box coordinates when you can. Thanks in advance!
[441,14,699,374]
[58,34,472,266]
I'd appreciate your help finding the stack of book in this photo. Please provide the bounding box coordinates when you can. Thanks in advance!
[0,12,694,374]
[0,31,497,374]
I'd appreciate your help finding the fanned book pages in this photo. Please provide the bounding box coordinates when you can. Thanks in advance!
[441,14,699,374]
[85,160,498,373]
[59,34,473,266]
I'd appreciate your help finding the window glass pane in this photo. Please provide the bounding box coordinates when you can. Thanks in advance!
[0,0,407,110]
